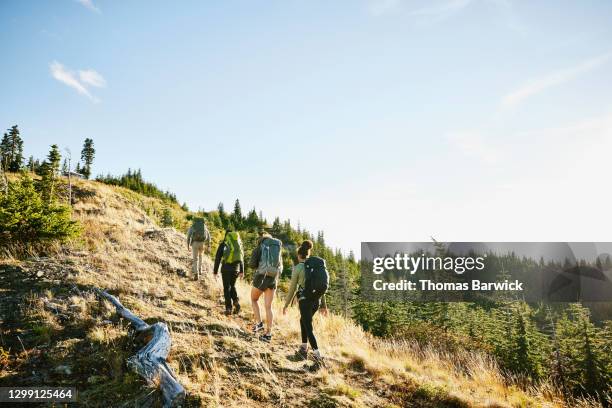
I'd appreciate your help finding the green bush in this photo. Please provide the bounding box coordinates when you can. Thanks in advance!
[0,172,79,245]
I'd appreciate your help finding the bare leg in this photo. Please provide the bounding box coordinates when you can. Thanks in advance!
[251,287,263,324]
[264,288,275,334]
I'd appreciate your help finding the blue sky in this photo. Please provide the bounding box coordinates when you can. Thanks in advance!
[1,0,612,255]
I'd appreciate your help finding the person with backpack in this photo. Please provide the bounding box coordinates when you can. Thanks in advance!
[186,217,211,280]
[213,230,244,315]
[282,240,328,369]
[249,231,283,342]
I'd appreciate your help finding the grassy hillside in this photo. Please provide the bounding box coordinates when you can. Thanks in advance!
[0,178,600,407]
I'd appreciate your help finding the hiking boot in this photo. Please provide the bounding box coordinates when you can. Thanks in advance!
[252,322,264,333]
[292,347,308,361]
[232,304,241,315]
[307,356,325,372]
[259,333,272,343]
[223,309,232,316]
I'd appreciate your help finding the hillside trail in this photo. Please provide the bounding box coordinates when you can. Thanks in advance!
[1,181,568,408]
[0,181,389,407]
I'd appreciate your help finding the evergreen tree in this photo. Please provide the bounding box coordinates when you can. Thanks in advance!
[217,202,228,229]
[161,207,173,227]
[232,198,243,229]
[0,172,78,244]
[316,231,325,248]
[246,207,260,230]
[79,138,95,179]
[95,169,178,202]
[557,304,610,397]
[0,126,24,172]
[40,145,62,202]
[271,217,282,236]
[511,303,546,379]
[0,133,9,171]
[61,159,68,175]
[27,156,35,172]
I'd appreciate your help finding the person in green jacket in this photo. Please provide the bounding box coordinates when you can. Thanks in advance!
[283,240,327,363]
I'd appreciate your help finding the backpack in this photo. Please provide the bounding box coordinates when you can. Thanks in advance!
[257,237,283,278]
[222,232,243,264]
[191,218,210,242]
[304,256,329,300]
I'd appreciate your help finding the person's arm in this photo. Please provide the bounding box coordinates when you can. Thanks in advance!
[205,226,211,243]
[284,265,300,309]
[186,227,192,248]
[238,260,244,275]
[213,243,224,275]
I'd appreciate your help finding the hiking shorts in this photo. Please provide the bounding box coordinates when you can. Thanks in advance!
[252,274,277,291]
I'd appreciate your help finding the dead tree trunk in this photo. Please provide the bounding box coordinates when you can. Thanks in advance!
[95,289,185,407]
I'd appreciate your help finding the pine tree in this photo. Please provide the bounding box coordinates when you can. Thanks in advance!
[217,202,228,229]
[33,159,42,174]
[246,207,260,230]
[27,156,35,172]
[0,126,24,172]
[0,172,78,244]
[161,207,173,227]
[557,304,609,397]
[79,138,95,179]
[61,159,68,175]
[0,133,9,171]
[232,198,243,229]
[40,145,62,202]
[339,259,351,317]
[271,217,281,236]
[546,307,569,398]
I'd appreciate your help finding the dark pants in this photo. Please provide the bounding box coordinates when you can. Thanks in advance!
[221,270,239,310]
[299,297,320,350]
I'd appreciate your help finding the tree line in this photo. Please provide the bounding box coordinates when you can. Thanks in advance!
[1,125,95,180]
[96,168,180,204]
[351,252,612,403]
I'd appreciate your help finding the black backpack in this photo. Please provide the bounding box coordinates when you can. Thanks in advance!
[303,256,329,300]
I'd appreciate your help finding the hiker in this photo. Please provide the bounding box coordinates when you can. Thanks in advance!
[249,230,283,342]
[213,230,244,315]
[282,240,328,368]
[186,217,211,280]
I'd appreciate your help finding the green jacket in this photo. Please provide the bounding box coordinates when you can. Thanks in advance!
[284,262,327,309]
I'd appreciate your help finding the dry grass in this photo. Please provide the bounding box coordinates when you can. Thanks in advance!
[1,178,603,408]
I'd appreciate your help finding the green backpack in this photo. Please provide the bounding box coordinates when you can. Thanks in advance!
[222,232,243,264]
[191,218,210,242]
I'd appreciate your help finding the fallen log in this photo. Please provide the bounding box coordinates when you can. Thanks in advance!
[95,289,185,407]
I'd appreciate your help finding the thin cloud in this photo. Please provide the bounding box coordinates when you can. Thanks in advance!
[75,0,100,13]
[79,69,106,88]
[49,61,104,103]
[502,53,610,108]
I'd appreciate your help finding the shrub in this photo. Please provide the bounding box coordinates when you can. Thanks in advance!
[0,172,79,245]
